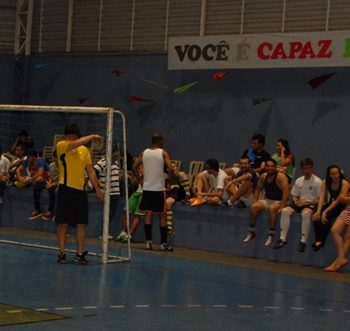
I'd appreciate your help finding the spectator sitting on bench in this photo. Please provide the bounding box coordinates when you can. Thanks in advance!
[9,142,27,186]
[16,150,55,220]
[0,145,10,204]
[192,159,228,206]
[224,156,258,208]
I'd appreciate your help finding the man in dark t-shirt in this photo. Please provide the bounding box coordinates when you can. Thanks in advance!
[241,133,270,174]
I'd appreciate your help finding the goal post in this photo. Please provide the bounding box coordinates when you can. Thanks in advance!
[0,104,131,264]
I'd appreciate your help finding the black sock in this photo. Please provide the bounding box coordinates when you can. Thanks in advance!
[160,226,167,244]
[144,224,152,241]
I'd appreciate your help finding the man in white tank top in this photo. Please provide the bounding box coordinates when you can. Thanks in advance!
[133,134,174,251]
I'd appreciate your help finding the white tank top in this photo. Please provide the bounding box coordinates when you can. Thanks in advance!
[142,148,165,191]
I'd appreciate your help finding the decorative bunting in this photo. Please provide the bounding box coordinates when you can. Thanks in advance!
[307,72,335,89]
[128,95,155,103]
[174,81,198,94]
[252,98,272,105]
[111,69,124,76]
[212,72,230,80]
[141,79,168,90]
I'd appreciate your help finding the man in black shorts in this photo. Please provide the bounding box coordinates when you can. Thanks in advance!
[133,133,173,251]
[55,124,104,264]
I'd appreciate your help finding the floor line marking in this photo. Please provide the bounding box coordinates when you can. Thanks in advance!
[187,304,201,308]
[238,305,253,309]
[110,305,125,308]
[319,308,332,312]
[343,309,350,313]
[83,306,98,309]
[55,307,73,311]
[212,305,227,308]
[290,307,305,311]
[264,306,279,310]
[160,305,176,308]
[35,308,49,311]
[135,305,150,308]
[6,310,23,313]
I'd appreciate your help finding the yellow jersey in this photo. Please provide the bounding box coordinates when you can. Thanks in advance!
[56,140,92,190]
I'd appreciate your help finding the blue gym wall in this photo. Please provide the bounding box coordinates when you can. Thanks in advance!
[0,54,349,178]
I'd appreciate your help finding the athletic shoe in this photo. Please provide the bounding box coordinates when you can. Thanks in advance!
[145,241,153,250]
[28,210,43,220]
[57,253,67,264]
[234,200,247,209]
[297,242,306,253]
[190,196,206,207]
[160,243,174,251]
[264,235,274,247]
[243,232,256,243]
[273,239,287,249]
[42,211,53,221]
[75,251,88,265]
[114,231,128,242]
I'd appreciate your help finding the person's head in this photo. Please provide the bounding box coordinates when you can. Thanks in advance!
[14,142,26,158]
[300,158,314,178]
[276,138,291,156]
[169,161,179,175]
[151,133,164,148]
[251,134,265,151]
[326,165,345,190]
[205,159,220,175]
[239,157,251,172]
[27,150,38,165]
[265,158,278,176]
[64,123,81,139]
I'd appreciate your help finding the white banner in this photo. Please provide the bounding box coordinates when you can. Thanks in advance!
[168,31,350,70]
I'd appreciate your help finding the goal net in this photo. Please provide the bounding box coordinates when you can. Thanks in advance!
[0,104,131,264]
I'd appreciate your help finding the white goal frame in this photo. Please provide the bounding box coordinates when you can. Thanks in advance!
[0,104,131,264]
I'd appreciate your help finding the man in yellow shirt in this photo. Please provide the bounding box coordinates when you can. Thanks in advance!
[56,124,104,264]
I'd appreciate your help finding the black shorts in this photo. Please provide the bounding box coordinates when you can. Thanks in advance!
[139,190,165,213]
[55,184,88,225]
[168,187,186,201]
[292,204,317,213]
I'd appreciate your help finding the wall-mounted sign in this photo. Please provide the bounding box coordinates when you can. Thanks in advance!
[168,31,350,69]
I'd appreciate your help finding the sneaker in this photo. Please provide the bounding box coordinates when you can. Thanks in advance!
[234,200,247,209]
[264,235,274,247]
[191,196,206,207]
[75,251,88,265]
[145,241,153,250]
[57,253,67,264]
[28,210,43,220]
[160,243,174,251]
[167,227,175,236]
[243,232,256,243]
[114,231,127,242]
[297,242,306,253]
[42,211,53,221]
[273,239,287,249]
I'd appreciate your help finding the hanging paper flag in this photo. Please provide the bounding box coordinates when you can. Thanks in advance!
[174,81,198,94]
[128,95,155,103]
[111,69,124,76]
[308,72,336,89]
[78,97,89,105]
[212,72,230,80]
[35,64,49,69]
[141,79,168,90]
[252,98,272,105]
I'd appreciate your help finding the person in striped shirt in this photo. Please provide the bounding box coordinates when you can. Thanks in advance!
[94,145,120,240]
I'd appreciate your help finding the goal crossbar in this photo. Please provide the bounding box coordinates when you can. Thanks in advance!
[0,104,131,264]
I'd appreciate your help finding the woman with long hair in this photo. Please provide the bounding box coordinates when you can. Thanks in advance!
[271,138,295,183]
[312,165,348,252]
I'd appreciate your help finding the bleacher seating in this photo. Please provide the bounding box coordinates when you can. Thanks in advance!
[0,186,347,270]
